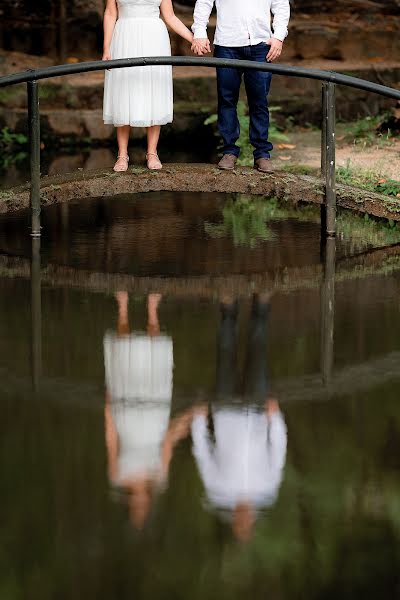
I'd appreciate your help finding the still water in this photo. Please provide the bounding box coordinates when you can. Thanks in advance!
[1,192,400,599]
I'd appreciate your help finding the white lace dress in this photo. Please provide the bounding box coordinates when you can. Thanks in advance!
[103,0,173,127]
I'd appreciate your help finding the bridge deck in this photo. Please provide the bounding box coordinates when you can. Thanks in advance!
[1,164,399,222]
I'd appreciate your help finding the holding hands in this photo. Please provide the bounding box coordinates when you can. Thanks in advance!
[191,37,283,60]
[191,37,211,55]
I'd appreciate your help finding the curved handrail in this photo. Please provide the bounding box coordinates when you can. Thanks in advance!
[0,56,400,100]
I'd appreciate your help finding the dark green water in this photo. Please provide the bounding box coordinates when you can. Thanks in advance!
[1,192,400,599]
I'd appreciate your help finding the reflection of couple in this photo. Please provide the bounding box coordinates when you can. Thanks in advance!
[103,0,290,171]
[104,292,192,528]
[192,295,287,540]
[104,292,286,539]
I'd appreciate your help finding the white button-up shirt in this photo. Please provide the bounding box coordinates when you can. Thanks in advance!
[192,0,290,47]
[192,408,287,510]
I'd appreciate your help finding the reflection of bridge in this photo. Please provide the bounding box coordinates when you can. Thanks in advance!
[1,235,400,395]
[1,242,400,297]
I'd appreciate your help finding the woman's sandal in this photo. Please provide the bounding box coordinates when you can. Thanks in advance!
[146,152,162,170]
[113,155,129,172]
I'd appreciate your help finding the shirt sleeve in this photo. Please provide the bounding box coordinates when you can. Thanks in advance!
[267,411,288,473]
[270,0,290,42]
[192,0,215,39]
[191,414,218,485]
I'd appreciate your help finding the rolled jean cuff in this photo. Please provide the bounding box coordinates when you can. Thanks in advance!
[254,151,271,159]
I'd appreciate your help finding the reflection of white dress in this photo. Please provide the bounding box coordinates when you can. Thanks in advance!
[192,408,287,510]
[104,332,173,482]
[103,0,173,127]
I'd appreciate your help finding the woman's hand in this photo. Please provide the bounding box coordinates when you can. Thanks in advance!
[102,48,112,61]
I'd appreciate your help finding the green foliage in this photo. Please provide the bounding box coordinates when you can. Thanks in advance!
[204,194,276,247]
[0,127,28,169]
[337,160,400,199]
[0,127,27,147]
[337,210,400,253]
[0,85,25,106]
[205,191,400,252]
[281,163,316,176]
[204,101,289,166]
[342,114,394,147]
[376,179,400,197]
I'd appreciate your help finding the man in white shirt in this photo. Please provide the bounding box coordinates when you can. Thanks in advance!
[191,296,288,541]
[191,0,291,172]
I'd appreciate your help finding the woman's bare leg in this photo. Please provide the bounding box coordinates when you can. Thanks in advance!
[115,291,130,335]
[147,293,162,336]
[146,126,162,169]
[114,126,130,171]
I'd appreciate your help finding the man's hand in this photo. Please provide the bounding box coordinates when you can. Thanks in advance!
[266,38,283,62]
[191,38,211,56]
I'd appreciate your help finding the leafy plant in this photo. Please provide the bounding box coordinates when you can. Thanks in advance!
[336,160,400,198]
[342,114,394,147]
[204,101,289,166]
[0,127,28,169]
[204,194,277,247]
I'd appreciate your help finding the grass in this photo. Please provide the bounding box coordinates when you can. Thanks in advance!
[337,210,400,253]
[336,159,400,198]
[280,164,317,176]
[340,114,394,147]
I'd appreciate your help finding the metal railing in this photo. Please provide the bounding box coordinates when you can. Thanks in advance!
[1,56,400,237]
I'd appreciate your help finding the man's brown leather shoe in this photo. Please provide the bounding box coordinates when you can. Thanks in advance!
[254,157,274,173]
[218,154,237,170]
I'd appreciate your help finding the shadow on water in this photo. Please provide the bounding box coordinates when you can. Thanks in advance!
[1,192,400,599]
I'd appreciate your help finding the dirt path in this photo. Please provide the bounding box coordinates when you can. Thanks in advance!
[274,128,400,179]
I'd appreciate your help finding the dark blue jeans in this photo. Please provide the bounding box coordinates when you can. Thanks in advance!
[214,43,273,160]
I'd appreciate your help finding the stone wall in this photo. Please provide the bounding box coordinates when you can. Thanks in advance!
[177,0,400,13]
[0,0,104,57]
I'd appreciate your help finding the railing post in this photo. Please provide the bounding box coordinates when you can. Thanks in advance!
[320,236,336,384]
[27,80,41,237]
[31,237,42,391]
[321,82,336,237]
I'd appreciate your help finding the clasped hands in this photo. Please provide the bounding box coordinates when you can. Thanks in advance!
[191,38,211,56]
[191,37,283,61]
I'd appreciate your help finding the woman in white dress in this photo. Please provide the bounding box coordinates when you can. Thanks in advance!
[103,0,193,171]
[104,292,193,529]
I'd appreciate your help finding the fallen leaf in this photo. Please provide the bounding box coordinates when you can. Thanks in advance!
[276,143,296,150]
[377,179,387,184]
[368,57,384,63]
[278,155,292,161]
[66,57,79,64]
[336,135,345,141]
[397,193,400,199]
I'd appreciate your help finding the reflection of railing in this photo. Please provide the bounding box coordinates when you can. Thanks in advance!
[1,57,400,237]
[0,238,397,391]
[23,235,400,394]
